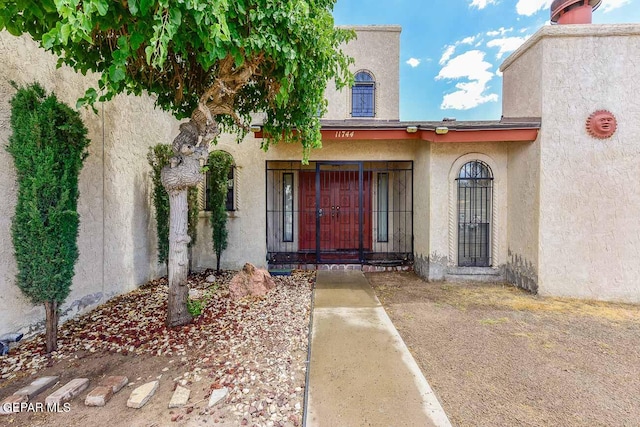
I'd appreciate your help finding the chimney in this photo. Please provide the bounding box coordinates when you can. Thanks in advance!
[550,0,602,24]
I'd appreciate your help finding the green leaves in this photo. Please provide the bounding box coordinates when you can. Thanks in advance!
[2,0,354,159]
[207,150,233,272]
[8,82,90,306]
[94,0,108,15]
[147,144,173,265]
[109,64,125,82]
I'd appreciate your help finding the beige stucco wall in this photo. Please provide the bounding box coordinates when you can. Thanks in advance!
[502,24,640,302]
[506,140,541,292]
[411,143,430,278]
[501,37,544,292]
[192,137,419,270]
[325,26,401,121]
[425,142,509,280]
[0,33,179,336]
[500,41,543,119]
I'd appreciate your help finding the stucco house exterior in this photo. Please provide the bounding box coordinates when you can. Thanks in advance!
[1,18,639,337]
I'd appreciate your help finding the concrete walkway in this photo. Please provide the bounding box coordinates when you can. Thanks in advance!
[305,270,452,427]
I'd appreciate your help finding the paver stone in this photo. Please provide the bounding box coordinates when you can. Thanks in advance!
[45,378,90,406]
[85,386,114,407]
[13,376,59,399]
[168,385,190,408]
[208,387,228,407]
[127,380,159,409]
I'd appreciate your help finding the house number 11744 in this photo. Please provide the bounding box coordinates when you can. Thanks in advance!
[334,130,355,138]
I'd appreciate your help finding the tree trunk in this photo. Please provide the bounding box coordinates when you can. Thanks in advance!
[216,252,221,273]
[166,189,193,327]
[44,300,58,353]
[160,120,214,327]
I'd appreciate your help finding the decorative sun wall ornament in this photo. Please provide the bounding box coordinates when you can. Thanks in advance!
[586,110,617,139]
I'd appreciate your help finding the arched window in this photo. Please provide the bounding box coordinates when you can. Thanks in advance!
[205,152,236,212]
[351,71,375,117]
[456,160,493,267]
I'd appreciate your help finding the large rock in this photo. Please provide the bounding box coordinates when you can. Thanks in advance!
[229,263,276,300]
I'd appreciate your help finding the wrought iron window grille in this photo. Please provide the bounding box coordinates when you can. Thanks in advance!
[456,160,493,267]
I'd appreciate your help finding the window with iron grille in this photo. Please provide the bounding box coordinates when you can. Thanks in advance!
[456,160,493,267]
[283,173,294,242]
[205,166,235,212]
[351,71,375,117]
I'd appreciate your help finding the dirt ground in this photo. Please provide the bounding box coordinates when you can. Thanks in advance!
[0,352,222,426]
[0,270,313,427]
[366,272,640,427]
[4,271,640,426]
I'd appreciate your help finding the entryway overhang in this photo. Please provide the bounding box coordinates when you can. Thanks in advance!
[319,118,540,143]
[253,118,541,143]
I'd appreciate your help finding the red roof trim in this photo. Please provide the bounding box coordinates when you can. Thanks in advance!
[321,128,539,143]
[253,127,539,143]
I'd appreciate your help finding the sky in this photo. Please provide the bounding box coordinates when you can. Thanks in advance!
[332,0,640,121]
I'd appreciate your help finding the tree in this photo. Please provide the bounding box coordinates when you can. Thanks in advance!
[207,150,234,273]
[7,82,90,353]
[147,144,200,272]
[1,0,353,327]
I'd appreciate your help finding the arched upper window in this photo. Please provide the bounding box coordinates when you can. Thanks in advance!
[351,71,375,118]
[456,160,493,267]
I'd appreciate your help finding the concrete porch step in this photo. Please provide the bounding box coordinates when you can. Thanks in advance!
[445,267,504,283]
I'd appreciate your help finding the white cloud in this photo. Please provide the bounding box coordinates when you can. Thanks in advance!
[436,50,499,110]
[486,36,529,59]
[439,34,484,65]
[439,45,456,65]
[469,0,499,9]
[601,0,631,12]
[516,0,552,16]
[486,27,513,37]
[461,36,477,45]
[406,57,421,68]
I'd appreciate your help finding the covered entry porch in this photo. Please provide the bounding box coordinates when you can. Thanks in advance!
[266,160,413,267]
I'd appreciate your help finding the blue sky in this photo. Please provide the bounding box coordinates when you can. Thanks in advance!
[332,0,640,121]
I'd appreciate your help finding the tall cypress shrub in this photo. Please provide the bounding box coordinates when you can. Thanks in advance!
[207,151,234,273]
[7,83,89,353]
[148,144,199,271]
[147,144,173,268]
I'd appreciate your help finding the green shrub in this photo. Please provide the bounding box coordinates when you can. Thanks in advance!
[7,82,90,353]
[186,298,204,317]
[207,151,234,272]
[147,144,173,266]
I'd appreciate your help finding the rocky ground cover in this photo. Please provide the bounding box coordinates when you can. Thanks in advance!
[0,269,314,427]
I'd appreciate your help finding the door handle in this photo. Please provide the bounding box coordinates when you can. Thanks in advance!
[331,206,335,217]
[336,206,340,218]
[318,208,324,218]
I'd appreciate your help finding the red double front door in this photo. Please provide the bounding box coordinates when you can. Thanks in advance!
[299,169,371,256]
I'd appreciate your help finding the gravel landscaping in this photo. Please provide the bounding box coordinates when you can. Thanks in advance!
[7,268,638,427]
[0,269,314,427]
